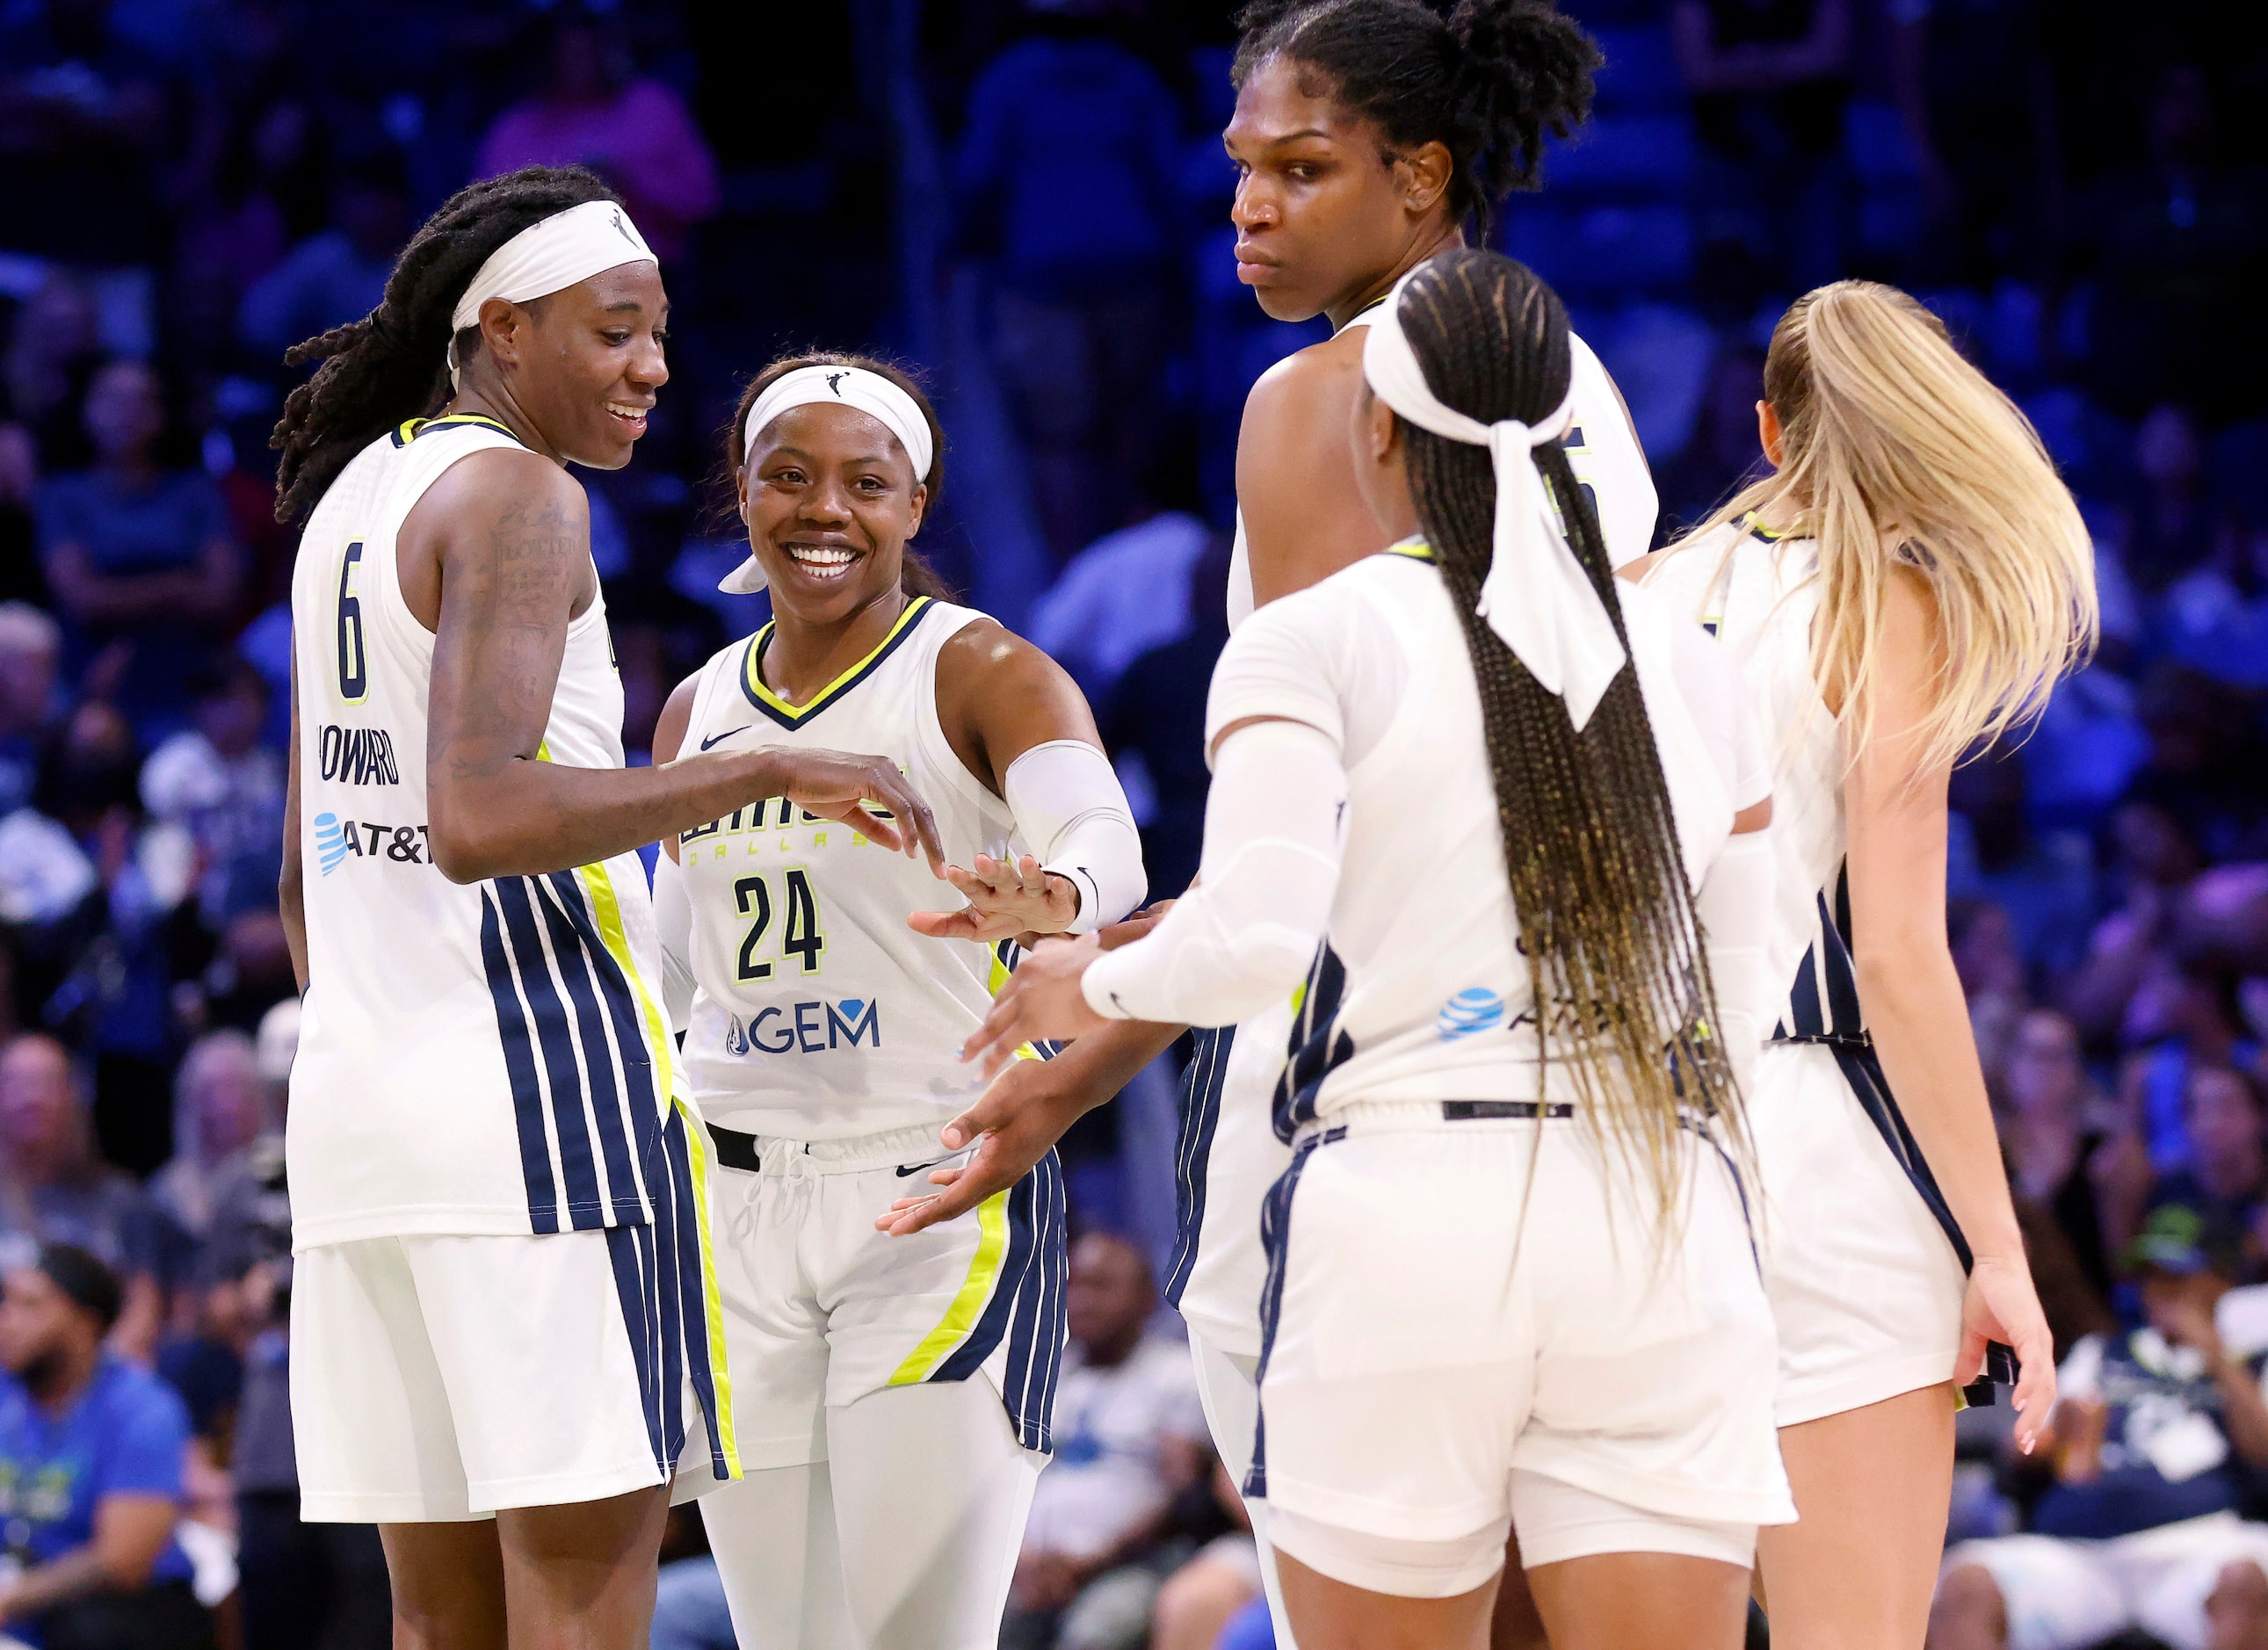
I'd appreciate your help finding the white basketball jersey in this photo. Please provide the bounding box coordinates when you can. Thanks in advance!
[1226,328,1657,625]
[1644,519,1857,1040]
[1215,546,1735,1128]
[675,598,1032,1140]
[287,414,678,1248]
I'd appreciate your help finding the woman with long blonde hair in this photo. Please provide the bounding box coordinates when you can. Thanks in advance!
[1638,279,2097,1647]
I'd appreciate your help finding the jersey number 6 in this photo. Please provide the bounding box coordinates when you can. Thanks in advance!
[733,869,826,981]
[336,540,368,704]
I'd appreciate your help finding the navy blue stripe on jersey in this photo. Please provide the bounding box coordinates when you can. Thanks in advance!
[1774,863,1866,1044]
[1273,945,1353,1142]
[931,1149,1069,1453]
[544,871,665,1205]
[1244,1125,1341,1501]
[490,877,606,1227]
[605,1221,668,1473]
[1164,1026,1233,1309]
[656,1106,731,1478]
[529,878,648,1225]
[480,889,562,1234]
[999,1151,1069,1452]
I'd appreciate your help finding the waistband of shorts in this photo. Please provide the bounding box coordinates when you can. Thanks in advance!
[707,1119,954,1175]
[1295,1097,1577,1145]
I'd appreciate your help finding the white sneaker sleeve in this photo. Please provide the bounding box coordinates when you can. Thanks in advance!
[1080,719,1346,1027]
[1001,739,1147,932]
[651,849,696,1034]
[1696,827,1774,1104]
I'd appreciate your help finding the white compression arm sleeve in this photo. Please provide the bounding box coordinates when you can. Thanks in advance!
[651,850,696,1033]
[1696,829,1774,1104]
[1002,740,1147,933]
[1081,720,1344,1025]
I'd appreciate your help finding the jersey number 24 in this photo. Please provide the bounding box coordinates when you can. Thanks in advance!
[734,869,825,981]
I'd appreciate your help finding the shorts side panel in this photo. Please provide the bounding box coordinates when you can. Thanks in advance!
[405,1229,673,1514]
[1753,1043,1966,1426]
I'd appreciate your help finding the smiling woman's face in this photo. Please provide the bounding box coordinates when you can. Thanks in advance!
[738,402,927,626]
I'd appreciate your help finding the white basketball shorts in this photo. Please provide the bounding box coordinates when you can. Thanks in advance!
[1751,1042,1967,1426]
[1250,1103,1793,1596]
[704,1119,1067,1467]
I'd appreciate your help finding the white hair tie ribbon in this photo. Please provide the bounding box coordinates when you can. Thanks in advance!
[1361,279,1626,730]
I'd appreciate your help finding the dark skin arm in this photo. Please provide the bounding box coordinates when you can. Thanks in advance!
[0,1496,179,1623]
[913,619,1113,941]
[1236,335,1385,606]
[409,450,939,882]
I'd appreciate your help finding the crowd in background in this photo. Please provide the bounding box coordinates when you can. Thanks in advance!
[1,0,2265,1644]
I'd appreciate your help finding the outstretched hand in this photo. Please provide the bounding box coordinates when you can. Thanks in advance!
[909,853,1080,943]
[769,750,944,872]
[960,933,1108,1080]
[876,1053,1087,1237]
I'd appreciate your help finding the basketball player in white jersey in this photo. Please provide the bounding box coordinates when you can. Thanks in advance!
[646,352,1146,1647]
[882,4,1651,1641]
[1636,283,2094,1648]
[968,250,1790,1650]
[272,169,942,1648]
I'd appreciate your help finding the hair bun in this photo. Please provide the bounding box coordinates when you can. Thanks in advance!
[1447,0,1599,192]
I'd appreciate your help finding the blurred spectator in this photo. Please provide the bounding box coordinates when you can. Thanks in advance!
[1099,539,1231,904]
[1149,1460,1264,1650]
[0,1033,161,1357]
[1,277,102,475]
[0,604,62,821]
[2004,1010,2122,1306]
[139,658,283,925]
[35,360,242,740]
[1004,1233,1208,1650]
[147,1030,264,1271]
[1651,342,1765,541]
[2147,1066,2268,1275]
[0,0,173,268]
[2117,956,2259,1183]
[0,426,42,609]
[956,3,1184,562]
[1947,745,2095,982]
[1933,1206,2268,1650]
[1886,0,2061,281]
[2159,500,2268,692]
[2064,800,2201,1044]
[1027,510,1213,708]
[473,10,720,264]
[236,153,409,367]
[172,98,326,354]
[2073,65,2268,423]
[0,1243,211,1647]
[2114,403,2214,595]
[1673,0,1852,288]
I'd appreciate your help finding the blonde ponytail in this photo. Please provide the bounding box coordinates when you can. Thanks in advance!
[1683,280,2097,776]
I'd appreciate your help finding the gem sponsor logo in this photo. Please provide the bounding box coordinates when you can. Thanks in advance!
[725,998,881,1055]
[1436,988,1504,1041]
[318,724,400,785]
[312,813,432,875]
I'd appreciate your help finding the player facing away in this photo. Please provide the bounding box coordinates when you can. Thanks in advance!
[647,353,1146,1648]
[878,4,1650,1642]
[273,169,942,1649]
[1637,282,2098,1648]
[966,249,1791,1650]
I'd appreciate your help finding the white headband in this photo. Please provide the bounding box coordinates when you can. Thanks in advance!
[719,366,935,596]
[446,200,657,387]
[1361,277,1625,730]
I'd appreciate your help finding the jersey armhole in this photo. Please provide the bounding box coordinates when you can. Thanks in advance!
[916,605,1018,825]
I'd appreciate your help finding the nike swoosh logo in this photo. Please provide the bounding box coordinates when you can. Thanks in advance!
[895,1158,948,1177]
[700,725,755,750]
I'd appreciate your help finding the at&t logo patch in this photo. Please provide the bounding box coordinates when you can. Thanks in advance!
[1437,988,1504,1041]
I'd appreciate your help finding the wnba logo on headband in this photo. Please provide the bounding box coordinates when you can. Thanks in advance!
[718,365,936,596]
[446,200,659,387]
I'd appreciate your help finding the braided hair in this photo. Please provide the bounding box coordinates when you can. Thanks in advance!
[269,165,621,524]
[1393,250,1736,1207]
[727,352,955,602]
[1232,0,1598,235]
